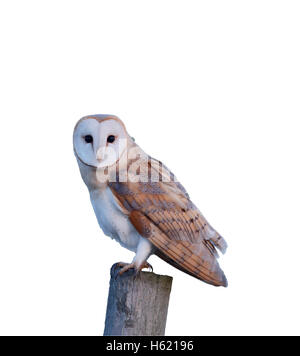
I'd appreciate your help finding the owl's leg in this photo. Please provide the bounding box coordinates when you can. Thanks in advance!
[117,237,154,275]
[132,237,154,272]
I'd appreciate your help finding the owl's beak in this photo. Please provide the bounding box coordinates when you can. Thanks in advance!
[96,147,106,162]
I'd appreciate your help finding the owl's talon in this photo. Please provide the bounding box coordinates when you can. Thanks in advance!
[147,263,153,272]
[111,262,132,278]
[118,263,135,276]
[138,262,153,272]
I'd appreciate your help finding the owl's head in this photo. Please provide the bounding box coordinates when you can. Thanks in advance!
[73,115,130,169]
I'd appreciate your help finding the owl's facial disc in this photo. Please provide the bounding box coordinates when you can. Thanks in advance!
[73,117,128,169]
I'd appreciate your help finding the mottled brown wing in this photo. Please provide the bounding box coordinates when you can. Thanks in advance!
[109,160,227,287]
[129,209,227,287]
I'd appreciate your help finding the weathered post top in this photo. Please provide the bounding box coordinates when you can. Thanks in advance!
[104,265,173,336]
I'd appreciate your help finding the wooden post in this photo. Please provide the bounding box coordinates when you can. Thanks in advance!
[103,264,173,336]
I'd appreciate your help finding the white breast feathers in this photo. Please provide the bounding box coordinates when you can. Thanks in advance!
[90,187,141,252]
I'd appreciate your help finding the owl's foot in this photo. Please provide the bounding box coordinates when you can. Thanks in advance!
[111,262,132,278]
[118,262,136,275]
[112,261,153,278]
[138,262,153,272]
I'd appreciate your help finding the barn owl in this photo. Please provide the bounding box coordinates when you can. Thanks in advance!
[73,114,228,287]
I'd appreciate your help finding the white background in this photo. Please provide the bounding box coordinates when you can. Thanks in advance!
[0,0,299,336]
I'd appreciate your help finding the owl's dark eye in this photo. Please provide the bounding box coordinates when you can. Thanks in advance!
[107,135,115,143]
[84,135,93,143]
